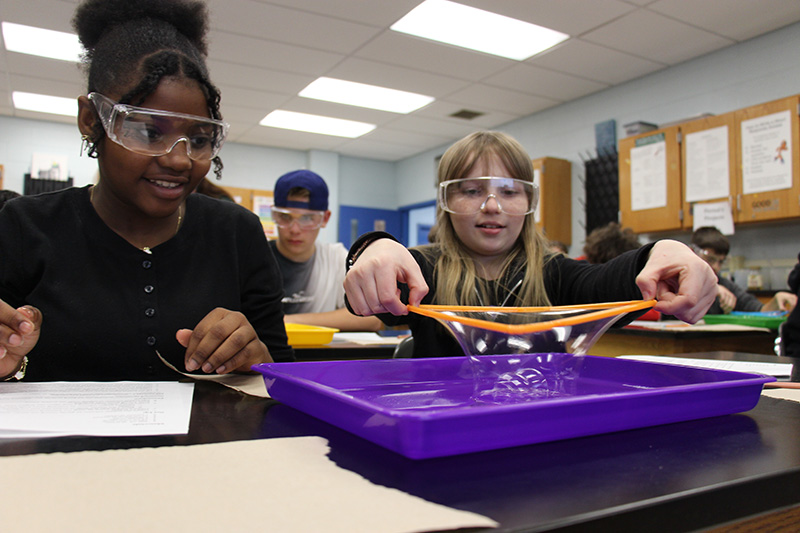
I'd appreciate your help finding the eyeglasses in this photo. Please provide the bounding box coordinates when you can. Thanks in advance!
[88,92,229,161]
[271,206,326,230]
[691,245,727,267]
[438,177,538,216]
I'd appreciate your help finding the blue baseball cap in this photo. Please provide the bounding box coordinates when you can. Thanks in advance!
[274,169,329,211]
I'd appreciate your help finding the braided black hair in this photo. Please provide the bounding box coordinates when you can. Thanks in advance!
[73,0,224,178]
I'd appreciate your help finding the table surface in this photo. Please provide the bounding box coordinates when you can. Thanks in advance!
[3,351,800,533]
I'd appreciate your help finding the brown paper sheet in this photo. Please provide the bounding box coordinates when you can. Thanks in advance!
[0,437,497,532]
[157,350,270,398]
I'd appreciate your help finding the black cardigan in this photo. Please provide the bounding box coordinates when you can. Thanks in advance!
[0,186,293,381]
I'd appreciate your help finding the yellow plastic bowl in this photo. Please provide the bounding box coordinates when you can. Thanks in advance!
[285,323,339,346]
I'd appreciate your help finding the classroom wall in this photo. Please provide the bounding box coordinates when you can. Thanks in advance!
[0,116,396,245]
[392,19,800,282]
[2,20,799,276]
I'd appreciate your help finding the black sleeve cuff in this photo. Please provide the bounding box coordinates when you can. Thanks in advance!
[346,231,399,271]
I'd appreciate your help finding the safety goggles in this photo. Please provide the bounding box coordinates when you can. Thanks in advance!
[270,206,326,230]
[438,177,538,216]
[690,244,727,268]
[88,92,229,161]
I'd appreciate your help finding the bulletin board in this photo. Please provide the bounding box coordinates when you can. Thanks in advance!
[222,185,276,239]
[734,94,800,223]
[618,125,683,233]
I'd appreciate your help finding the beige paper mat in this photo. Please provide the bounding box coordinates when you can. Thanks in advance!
[158,350,270,397]
[0,436,496,533]
[762,388,800,403]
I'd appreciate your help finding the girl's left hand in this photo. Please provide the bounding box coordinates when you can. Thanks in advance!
[636,240,718,324]
[176,308,273,374]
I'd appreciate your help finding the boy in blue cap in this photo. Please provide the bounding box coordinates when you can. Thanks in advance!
[270,170,382,332]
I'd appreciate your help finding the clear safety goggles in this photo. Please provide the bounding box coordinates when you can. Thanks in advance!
[690,244,727,268]
[438,177,539,216]
[270,206,326,230]
[88,92,229,161]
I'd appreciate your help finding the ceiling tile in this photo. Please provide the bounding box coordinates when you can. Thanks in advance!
[484,63,609,101]
[455,0,637,35]
[206,0,380,54]
[648,0,800,41]
[353,31,515,82]
[582,10,735,65]
[444,84,559,116]
[249,0,421,26]
[208,30,344,75]
[528,39,666,84]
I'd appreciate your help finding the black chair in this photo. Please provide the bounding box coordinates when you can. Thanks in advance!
[393,336,414,358]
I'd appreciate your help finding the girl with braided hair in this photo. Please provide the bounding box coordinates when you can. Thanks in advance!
[0,0,293,381]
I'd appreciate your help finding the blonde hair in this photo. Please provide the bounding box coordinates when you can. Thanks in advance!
[419,131,552,306]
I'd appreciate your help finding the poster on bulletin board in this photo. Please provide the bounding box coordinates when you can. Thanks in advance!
[252,194,276,239]
[740,110,793,195]
[630,134,667,211]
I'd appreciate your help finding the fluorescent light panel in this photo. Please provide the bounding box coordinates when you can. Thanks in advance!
[1,21,82,62]
[13,92,77,116]
[299,77,434,114]
[391,0,569,61]
[260,110,375,138]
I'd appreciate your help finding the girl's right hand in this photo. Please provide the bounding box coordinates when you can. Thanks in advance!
[0,301,41,379]
[344,239,429,317]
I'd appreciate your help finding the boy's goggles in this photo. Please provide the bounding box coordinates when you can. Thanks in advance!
[88,92,229,161]
[270,206,325,230]
[439,177,539,216]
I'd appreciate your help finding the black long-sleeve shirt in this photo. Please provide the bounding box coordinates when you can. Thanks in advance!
[347,233,652,357]
[0,186,293,381]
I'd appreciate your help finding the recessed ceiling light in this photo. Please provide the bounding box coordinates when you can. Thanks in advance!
[1,21,82,62]
[13,92,78,116]
[260,110,376,138]
[391,0,569,61]
[299,77,434,114]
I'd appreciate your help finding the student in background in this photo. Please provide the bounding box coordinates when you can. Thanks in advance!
[691,226,796,314]
[0,0,292,382]
[269,170,383,332]
[582,222,640,264]
[547,240,569,256]
[782,254,800,357]
[344,131,718,357]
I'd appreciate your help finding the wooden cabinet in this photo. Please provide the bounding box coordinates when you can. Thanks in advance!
[618,125,683,233]
[734,94,800,223]
[680,111,738,230]
[623,94,800,234]
[532,157,572,245]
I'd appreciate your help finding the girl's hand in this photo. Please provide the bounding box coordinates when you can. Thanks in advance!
[636,240,718,324]
[0,302,41,379]
[176,308,272,374]
[344,239,429,316]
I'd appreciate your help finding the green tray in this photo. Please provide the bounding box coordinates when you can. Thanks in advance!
[703,313,787,329]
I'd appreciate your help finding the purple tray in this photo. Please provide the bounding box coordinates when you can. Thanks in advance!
[253,354,773,459]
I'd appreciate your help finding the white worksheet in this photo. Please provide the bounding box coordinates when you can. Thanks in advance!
[0,381,194,438]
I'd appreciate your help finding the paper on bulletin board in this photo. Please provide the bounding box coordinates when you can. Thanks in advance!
[252,193,277,238]
[685,125,730,202]
[741,110,793,194]
[533,167,541,223]
[693,200,734,234]
[630,137,667,211]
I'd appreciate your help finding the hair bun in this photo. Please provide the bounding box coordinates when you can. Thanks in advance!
[73,0,209,55]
